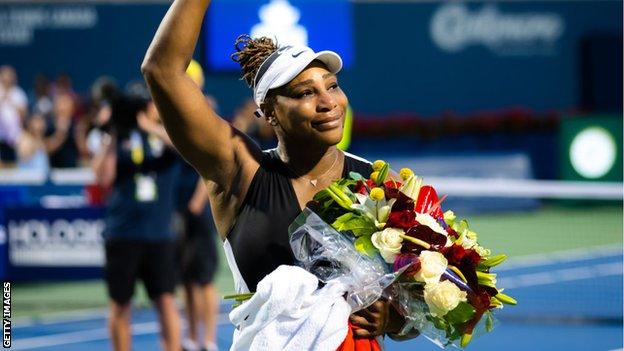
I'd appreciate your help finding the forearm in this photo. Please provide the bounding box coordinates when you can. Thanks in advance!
[142,120,174,147]
[142,0,210,76]
[91,134,116,188]
[44,129,68,153]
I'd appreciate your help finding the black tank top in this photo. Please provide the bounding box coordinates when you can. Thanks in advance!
[226,149,372,292]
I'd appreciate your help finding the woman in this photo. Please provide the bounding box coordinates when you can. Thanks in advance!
[16,114,50,174]
[142,0,409,342]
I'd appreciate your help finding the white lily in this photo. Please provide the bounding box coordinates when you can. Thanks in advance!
[399,174,423,201]
[352,193,396,229]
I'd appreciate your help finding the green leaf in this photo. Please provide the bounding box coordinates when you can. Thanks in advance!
[485,311,495,332]
[428,314,449,332]
[354,235,376,256]
[313,189,332,201]
[332,213,377,237]
[477,254,507,270]
[376,162,389,186]
[444,302,476,325]
[331,213,356,228]
[495,292,517,305]
[349,171,366,181]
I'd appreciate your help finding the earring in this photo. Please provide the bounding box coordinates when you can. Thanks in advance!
[267,116,278,126]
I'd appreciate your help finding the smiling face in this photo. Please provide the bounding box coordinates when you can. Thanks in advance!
[266,61,348,146]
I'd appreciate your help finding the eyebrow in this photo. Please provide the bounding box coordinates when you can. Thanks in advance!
[288,73,337,90]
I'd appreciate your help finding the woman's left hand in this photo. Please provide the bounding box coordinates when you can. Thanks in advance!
[349,299,390,338]
[349,298,407,339]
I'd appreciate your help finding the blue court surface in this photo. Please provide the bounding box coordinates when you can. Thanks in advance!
[12,248,623,351]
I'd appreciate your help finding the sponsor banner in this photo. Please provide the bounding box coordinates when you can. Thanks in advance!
[204,0,353,70]
[0,6,97,47]
[430,3,565,56]
[5,207,105,267]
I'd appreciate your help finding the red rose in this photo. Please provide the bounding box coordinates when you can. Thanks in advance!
[385,210,418,231]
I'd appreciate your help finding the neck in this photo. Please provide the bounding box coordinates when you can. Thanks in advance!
[276,138,340,179]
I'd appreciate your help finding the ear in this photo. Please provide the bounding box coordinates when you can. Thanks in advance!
[259,101,275,119]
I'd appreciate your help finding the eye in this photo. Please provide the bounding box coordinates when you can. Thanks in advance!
[328,83,339,90]
[296,90,314,99]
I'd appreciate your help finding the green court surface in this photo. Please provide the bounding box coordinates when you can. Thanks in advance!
[13,205,623,320]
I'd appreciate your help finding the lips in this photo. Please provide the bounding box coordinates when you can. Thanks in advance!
[312,114,342,131]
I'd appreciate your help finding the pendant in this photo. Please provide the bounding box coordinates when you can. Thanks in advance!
[310,179,318,187]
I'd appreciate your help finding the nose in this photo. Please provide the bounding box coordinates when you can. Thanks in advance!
[316,89,337,112]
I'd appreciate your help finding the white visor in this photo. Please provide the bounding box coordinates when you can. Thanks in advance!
[252,45,343,106]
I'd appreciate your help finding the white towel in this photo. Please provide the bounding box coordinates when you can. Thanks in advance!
[229,265,351,351]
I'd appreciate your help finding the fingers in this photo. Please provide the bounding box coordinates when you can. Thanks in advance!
[349,312,382,338]
[350,315,376,339]
[349,300,391,338]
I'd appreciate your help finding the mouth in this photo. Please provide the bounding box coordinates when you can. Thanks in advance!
[311,113,343,131]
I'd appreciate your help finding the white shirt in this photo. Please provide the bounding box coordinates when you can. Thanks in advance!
[0,85,27,145]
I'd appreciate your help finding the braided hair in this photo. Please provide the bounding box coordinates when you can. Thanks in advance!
[231,34,278,88]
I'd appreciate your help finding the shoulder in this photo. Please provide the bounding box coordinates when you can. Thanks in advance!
[11,87,27,104]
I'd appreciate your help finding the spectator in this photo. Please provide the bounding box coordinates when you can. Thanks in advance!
[0,65,28,165]
[85,77,119,157]
[16,113,50,174]
[31,74,54,117]
[92,95,181,351]
[46,93,79,168]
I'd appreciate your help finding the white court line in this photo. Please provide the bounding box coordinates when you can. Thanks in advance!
[12,313,231,350]
[498,262,623,289]
[12,321,156,350]
[498,244,623,271]
[13,308,109,328]
[14,302,234,328]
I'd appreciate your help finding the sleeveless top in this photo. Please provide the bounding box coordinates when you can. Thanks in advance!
[224,149,372,293]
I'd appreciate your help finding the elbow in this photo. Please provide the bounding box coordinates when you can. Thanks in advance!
[141,58,162,81]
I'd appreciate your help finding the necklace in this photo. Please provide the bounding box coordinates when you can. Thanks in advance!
[280,149,340,187]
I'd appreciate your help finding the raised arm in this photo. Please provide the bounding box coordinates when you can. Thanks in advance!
[141,0,258,184]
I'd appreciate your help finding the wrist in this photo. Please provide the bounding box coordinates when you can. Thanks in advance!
[385,304,404,334]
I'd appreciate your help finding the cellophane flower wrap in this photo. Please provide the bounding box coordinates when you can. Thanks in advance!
[287,160,517,349]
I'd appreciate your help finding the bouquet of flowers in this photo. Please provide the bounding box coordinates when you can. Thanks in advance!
[291,160,516,348]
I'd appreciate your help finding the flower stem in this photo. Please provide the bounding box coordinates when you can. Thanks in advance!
[399,234,431,249]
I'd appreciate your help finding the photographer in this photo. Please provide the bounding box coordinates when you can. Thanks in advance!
[92,94,182,351]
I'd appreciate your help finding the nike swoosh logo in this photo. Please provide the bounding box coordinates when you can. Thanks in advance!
[292,50,306,58]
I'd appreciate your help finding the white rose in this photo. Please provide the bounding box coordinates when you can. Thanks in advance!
[424,280,468,317]
[371,228,404,263]
[414,250,448,284]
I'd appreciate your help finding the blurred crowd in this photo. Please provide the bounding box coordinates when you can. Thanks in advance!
[0,64,276,174]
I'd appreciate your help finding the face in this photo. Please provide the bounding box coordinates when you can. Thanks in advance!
[27,115,46,137]
[267,61,348,146]
[0,66,16,87]
[54,94,75,118]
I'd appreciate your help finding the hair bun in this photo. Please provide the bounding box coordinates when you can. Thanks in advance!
[231,35,278,87]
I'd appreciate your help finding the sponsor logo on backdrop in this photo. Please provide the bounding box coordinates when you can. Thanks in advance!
[0,6,97,46]
[251,0,308,47]
[430,3,564,56]
[8,217,104,266]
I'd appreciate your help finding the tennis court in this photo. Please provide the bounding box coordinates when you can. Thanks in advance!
[11,206,623,350]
